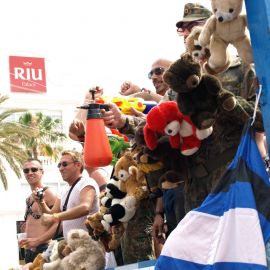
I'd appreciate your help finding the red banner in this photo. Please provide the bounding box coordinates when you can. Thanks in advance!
[9,56,47,93]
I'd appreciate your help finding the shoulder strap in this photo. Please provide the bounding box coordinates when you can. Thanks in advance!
[62,177,81,211]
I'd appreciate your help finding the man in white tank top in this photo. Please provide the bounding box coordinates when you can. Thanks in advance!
[36,150,99,239]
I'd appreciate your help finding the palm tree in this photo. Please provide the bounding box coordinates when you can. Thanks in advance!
[19,111,67,160]
[0,95,36,190]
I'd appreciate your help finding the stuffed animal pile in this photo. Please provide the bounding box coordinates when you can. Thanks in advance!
[85,151,149,251]
[198,0,253,74]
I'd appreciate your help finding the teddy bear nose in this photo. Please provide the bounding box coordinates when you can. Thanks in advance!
[218,16,224,22]
[167,129,172,134]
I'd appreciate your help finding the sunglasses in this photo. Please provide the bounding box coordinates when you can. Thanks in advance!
[57,161,76,168]
[148,67,165,79]
[23,167,42,174]
[177,20,206,34]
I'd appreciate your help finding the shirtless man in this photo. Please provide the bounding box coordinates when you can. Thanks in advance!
[20,158,57,263]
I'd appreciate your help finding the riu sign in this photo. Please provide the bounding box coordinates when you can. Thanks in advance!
[9,56,47,93]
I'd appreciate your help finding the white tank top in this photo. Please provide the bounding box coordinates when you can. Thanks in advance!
[60,176,100,239]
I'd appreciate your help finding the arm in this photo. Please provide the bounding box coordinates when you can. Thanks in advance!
[129,91,162,103]
[119,81,141,96]
[41,186,96,225]
[38,197,61,214]
[69,86,103,141]
[152,197,165,239]
[102,102,145,135]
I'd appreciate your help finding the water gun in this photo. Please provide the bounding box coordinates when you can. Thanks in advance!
[96,96,157,114]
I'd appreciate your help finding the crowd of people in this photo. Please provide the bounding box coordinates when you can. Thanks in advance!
[17,2,269,270]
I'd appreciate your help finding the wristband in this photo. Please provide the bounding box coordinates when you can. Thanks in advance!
[52,213,60,222]
[141,88,151,94]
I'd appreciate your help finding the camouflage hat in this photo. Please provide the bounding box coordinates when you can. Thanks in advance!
[176,3,212,28]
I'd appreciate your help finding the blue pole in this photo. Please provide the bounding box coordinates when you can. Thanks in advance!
[245,0,270,152]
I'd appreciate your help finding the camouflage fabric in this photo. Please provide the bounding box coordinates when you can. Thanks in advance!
[176,3,212,28]
[120,198,155,264]
[217,57,256,102]
[119,115,145,137]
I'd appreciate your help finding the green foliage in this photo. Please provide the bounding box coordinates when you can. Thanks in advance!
[19,111,67,161]
[0,95,35,190]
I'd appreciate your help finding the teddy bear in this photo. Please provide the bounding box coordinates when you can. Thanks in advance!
[198,0,253,74]
[163,53,256,130]
[131,120,164,198]
[185,26,210,63]
[163,53,265,133]
[144,136,188,190]
[144,100,212,155]
[85,211,113,252]
[61,229,106,270]
[28,253,44,270]
[43,240,71,270]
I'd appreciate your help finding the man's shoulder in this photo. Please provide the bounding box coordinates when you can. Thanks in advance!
[78,176,99,192]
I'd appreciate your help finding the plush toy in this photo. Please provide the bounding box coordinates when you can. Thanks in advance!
[61,229,106,270]
[185,26,210,63]
[198,0,253,74]
[144,136,188,189]
[144,101,212,155]
[43,240,71,270]
[85,212,112,252]
[163,53,248,130]
[131,121,164,198]
[86,152,148,250]
[108,133,130,165]
[29,253,44,270]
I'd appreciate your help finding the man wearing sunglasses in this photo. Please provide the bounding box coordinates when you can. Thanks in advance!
[36,150,99,240]
[20,159,57,264]
[176,3,212,41]
[119,58,173,104]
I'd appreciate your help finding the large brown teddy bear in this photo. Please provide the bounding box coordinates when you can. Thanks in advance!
[198,0,253,74]
[163,53,240,130]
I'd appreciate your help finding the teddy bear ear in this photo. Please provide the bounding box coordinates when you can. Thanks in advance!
[143,124,158,150]
[181,52,193,62]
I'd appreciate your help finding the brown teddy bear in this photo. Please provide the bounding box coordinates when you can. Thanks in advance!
[163,53,239,130]
[198,0,253,74]
[163,53,263,132]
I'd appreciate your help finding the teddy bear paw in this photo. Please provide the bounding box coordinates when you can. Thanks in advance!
[200,118,215,129]
[222,96,237,111]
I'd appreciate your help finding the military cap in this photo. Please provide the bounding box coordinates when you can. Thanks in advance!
[176,3,212,28]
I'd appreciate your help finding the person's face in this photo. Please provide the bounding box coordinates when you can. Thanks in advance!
[57,154,81,183]
[149,60,171,96]
[177,20,206,40]
[23,161,43,186]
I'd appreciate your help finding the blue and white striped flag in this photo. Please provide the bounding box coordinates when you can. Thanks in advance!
[155,121,270,270]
